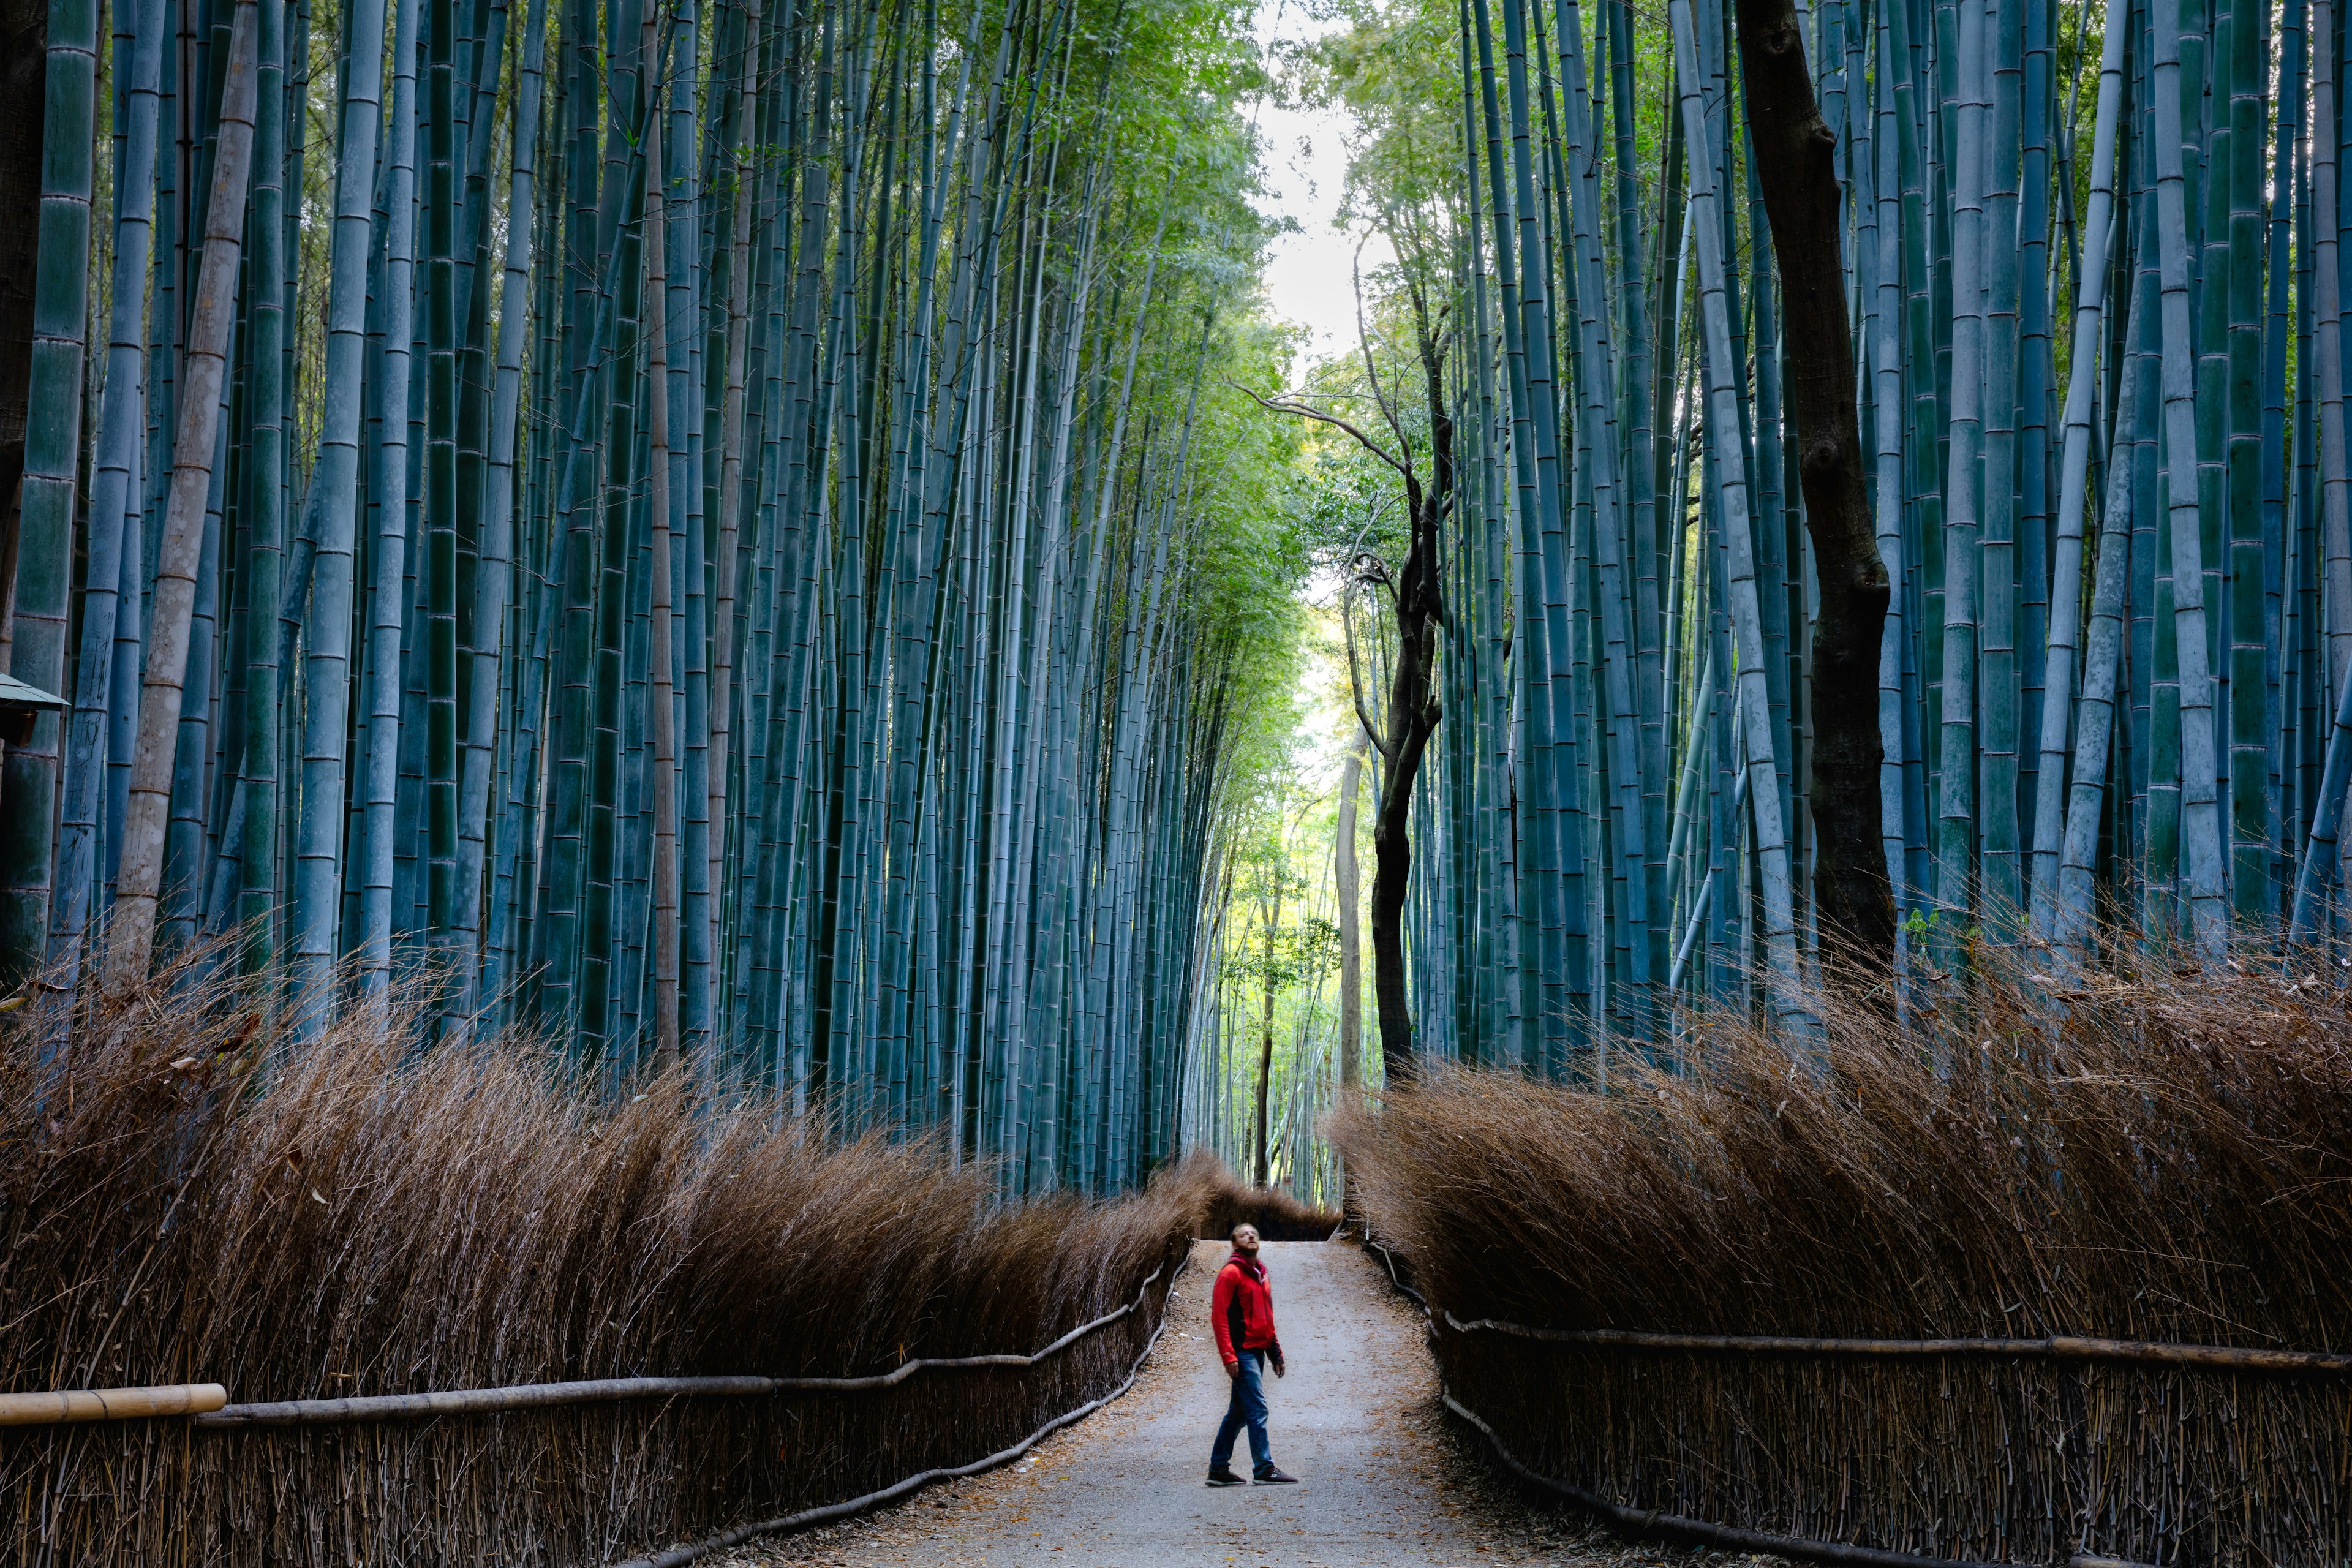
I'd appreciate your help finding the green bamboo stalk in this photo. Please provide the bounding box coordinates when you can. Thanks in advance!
[2314,0,2352,733]
[1668,0,1800,1023]
[1976,0,2023,922]
[361,0,423,1005]
[2222,0,2269,918]
[425,0,458,958]
[2056,290,2144,951]
[456,0,546,1023]
[2026,0,2128,938]
[1868,0,1910,919]
[290,0,393,1028]
[48,0,165,989]
[2151,0,2229,954]
[0,0,102,983]
[1934,0,1990,927]
[105,0,260,992]
[233,0,287,973]
[645,100,680,1069]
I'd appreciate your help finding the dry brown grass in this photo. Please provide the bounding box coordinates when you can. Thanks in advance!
[1332,949,2352,1566]
[0,954,1213,1566]
[1181,1155,1341,1240]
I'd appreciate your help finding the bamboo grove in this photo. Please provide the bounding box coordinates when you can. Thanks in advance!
[0,0,1306,1192]
[1289,0,2352,1082]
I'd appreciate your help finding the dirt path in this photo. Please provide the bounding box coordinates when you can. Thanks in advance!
[724,1240,1753,1568]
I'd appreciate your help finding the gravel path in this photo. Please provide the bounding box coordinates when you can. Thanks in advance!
[723,1240,1775,1568]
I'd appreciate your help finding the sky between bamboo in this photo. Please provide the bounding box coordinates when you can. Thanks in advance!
[1251,0,1393,385]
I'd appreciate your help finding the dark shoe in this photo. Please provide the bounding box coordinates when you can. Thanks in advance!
[1206,1468,1246,1487]
[1252,1467,1298,1485]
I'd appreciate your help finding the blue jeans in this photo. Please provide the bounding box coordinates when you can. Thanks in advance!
[1210,1349,1273,1476]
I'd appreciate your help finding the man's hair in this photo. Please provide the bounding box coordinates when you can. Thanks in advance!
[1231,1222,1257,1240]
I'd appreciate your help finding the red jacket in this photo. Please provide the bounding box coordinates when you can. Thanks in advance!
[1210,1251,1280,1365]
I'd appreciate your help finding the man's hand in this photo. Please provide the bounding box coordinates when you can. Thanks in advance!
[1272,1354,1287,1379]
[1224,1360,1240,1380]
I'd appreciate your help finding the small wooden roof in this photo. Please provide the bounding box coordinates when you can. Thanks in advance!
[0,673,67,714]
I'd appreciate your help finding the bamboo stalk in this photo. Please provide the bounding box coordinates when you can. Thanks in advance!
[646,102,680,1069]
[104,0,261,993]
[2026,0,2130,938]
[47,0,165,990]
[2150,0,2230,954]
[1668,0,1801,1024]
[0,1383,227,1427]
[0,0,103,983]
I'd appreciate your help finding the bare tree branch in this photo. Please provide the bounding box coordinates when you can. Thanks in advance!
[1226,381,1411,477]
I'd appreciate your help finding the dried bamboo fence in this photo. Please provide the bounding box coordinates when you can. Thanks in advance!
[0,969,1215,1566]
[1425,1304,2352,1568]
[1,1264,1180,1567]
[1336,956,2352,1568]
[1362,1231,2352,1567]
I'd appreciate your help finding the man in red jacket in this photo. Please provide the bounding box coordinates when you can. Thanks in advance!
[1206,1223,1298,1485]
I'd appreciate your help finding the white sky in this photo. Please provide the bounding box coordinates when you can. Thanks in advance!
[1245,1,1390,778]
[1247,0,1397,388]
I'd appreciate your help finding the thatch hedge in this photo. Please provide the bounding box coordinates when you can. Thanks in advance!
[1333,954,2352,1567]
[1195,1178,1340,1241]
[0,967,1218,1566]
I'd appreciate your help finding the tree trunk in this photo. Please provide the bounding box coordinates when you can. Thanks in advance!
[1733,0,1893,965]
[1367,346,1452,1087]
[1254,873,1280,1188]
[1369,657,1434,1087]
[1336,731,1366,1090]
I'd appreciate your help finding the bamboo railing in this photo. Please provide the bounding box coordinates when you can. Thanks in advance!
[1438,1310,2352,1376]
[0,1265,1167,1433]
[0,1383,228,1427]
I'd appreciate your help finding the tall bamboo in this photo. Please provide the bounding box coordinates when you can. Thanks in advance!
[105,0,260,992]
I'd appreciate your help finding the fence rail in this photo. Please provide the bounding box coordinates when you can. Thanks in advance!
[1438,1310,2352,1376]
[0,1265,1164,1432]
[0,1382,227,1427]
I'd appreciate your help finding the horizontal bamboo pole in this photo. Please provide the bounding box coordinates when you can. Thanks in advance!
[195,1375,780,1427]
[0,1267,1168,1431]
[190,1264,1166,1428]
[765,1264,1169,1392]
[0,1383,227,1426]
[1439,1311,2352,1375]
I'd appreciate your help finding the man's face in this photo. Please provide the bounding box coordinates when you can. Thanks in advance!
[1232,1224,1261,1256]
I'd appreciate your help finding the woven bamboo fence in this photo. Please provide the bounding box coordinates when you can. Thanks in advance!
[1423,1311,2351,1567]
[0,969,1223,1567]
[1336,955,2352,1568]
[0,1275,1178,1567]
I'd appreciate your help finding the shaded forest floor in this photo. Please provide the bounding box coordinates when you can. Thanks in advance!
[722,1240,1782,1568]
